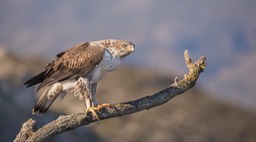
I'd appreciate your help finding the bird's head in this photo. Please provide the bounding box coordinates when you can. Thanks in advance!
[116,40,135,58]
[106,40,135,58]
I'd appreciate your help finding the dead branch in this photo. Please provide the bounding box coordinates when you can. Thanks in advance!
[14,50,207,142]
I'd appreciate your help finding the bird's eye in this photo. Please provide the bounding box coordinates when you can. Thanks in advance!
[122,44,127,48]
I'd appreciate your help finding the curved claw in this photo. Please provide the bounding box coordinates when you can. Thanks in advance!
[97,103,112,109]
[84,103,112,123]
[85,107,100,123]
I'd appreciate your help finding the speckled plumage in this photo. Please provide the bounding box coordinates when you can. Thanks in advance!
[24,39,135,115]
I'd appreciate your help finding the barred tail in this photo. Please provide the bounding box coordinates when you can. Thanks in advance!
[32,85,59,115]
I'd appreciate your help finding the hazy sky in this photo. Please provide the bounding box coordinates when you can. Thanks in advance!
[1,0,256,111]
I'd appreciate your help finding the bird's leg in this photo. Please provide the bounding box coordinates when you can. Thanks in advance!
[84,93,100,121]
[74,78,87,101]
[47,83,63,99]
[91,83,98,106]
[76,77,100,121]
[90,83,112,110]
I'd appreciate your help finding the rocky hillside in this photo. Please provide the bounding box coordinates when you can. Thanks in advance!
[1,47,256,142]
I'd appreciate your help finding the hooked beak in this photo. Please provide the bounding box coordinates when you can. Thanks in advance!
[120,44,135,59]
[128,43,135,53]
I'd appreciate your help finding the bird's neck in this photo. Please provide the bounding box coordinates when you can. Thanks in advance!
[105,47,119,58]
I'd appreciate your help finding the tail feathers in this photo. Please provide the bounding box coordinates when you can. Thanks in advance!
[24,71,46,88]
[32,86,59,115]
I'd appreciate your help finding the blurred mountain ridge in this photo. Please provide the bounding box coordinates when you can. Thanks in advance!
[0,47,256,142]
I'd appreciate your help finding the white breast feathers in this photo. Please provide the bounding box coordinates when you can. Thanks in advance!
[89,49,120,84]
[101,49,120,71]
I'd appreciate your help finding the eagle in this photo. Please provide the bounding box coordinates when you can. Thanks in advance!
[24,39,135,119]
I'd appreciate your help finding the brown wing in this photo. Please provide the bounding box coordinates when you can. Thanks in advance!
[24,42,105,91]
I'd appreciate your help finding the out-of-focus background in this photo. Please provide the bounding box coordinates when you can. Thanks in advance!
[1,1,256,142]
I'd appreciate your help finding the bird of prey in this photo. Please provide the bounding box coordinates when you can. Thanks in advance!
[24,39,135,119]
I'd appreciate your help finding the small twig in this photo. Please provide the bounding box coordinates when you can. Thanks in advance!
[14,50,207,142]
[14,119,37,142]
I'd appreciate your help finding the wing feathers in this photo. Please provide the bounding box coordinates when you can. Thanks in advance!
[24,70,46,87]
[56,51,65,58]
[25,41,105,114]
[25,42,104,90]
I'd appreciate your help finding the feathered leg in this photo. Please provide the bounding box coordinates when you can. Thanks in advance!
[75,77,99,121]
[91,83,98,106]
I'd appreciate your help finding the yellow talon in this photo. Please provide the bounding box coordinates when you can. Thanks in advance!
[84,103,111,123]
[93,103,112,111]
[85,107,100,122]
[100,103,112,107]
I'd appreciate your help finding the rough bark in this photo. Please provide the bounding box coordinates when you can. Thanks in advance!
[14,50,207,142]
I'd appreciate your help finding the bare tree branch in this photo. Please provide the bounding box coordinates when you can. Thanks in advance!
[14,50,207,142]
